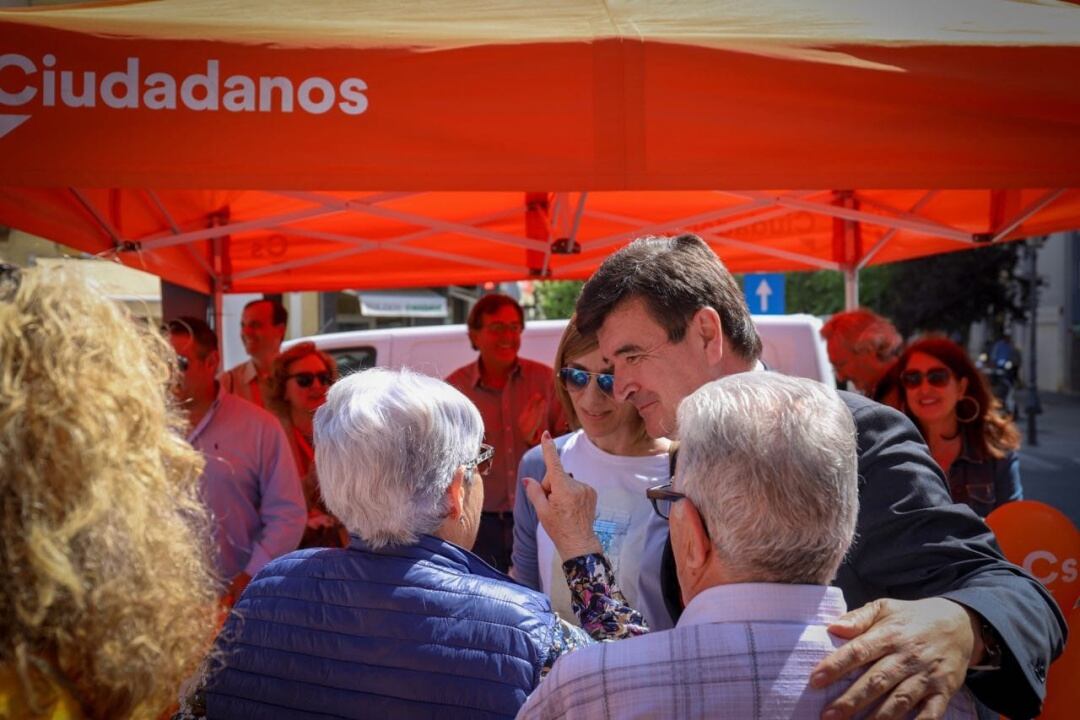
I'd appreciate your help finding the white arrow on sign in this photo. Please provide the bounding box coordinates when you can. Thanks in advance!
[755,278,773,312]
[0,114,31,141]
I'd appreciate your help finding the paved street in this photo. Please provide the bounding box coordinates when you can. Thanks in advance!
[1016,391,1080,529]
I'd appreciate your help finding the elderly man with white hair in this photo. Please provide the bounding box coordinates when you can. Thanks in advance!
[202,368,645,720]
[519,373,977,720]
[821,307,904,403]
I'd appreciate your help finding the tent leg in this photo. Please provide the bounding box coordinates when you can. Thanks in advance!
[212,280,224,343]
[843,267,859,310]
[211,233,225,372]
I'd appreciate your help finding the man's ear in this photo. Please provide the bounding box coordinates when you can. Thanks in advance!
[691,307,724,365]
[467,328,480,352]
[672,497,712,573]
[445,467,466,521]
[206,349,222,371]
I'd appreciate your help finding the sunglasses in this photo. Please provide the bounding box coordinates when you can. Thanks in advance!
[288,371,332,388]
[467,443,496,476]
[559,367,615,396]
[900,368,952,390]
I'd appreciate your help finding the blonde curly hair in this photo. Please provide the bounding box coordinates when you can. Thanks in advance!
[0,265,219,718]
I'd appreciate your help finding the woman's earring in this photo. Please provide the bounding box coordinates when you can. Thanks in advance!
[956,396,981,423]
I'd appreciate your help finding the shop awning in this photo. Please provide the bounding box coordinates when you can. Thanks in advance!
[349,289,448,318]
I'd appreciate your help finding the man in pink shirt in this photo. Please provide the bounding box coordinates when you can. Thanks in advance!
[221,298,287,408]
[446,294,565,571]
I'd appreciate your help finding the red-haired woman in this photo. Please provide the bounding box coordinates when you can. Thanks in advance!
[896,336,1022,517]
[270,342,347,547]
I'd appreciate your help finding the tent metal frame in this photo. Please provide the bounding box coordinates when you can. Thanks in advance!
[76,186,1068,312]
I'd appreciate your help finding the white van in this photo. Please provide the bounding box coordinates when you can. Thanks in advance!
[284,314,834,385]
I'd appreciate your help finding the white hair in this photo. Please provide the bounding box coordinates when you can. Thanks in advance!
[314,368,484,548]
[676,372,858,585]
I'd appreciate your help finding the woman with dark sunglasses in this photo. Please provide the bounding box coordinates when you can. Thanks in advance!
[896,336,1022,517]
[512,316,674,629]
[270,341,347,547]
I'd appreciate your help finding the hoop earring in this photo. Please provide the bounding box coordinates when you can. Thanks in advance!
[956,396,980,423]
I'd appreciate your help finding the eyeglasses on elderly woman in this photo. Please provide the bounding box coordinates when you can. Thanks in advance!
[466,443,495,476]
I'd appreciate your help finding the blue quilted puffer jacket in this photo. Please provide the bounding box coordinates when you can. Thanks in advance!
[205,534,561,719]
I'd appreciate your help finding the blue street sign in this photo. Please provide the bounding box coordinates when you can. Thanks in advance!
[744,273,786,315]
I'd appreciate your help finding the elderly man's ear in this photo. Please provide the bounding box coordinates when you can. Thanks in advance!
[670,497,719,606]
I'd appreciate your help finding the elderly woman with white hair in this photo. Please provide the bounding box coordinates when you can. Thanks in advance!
[201,368,645,720]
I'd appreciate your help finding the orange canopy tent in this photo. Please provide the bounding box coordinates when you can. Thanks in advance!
[1,0,1079,300]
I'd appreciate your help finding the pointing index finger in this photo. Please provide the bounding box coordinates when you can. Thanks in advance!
[539,432,567,483]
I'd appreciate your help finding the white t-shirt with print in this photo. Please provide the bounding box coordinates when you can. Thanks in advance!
[535,429,672,630]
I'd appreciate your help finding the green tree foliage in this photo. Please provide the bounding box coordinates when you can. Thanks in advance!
[878,243,1024,340]
[784,270,843,316]
[534,280,584,319]
[783,243,1025,341]
[780,265,894,317]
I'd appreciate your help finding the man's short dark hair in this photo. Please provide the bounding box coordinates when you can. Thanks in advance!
[467,293,524,331]
[166,316,218,356]
[576,234,762,362]
[244,298,288,327]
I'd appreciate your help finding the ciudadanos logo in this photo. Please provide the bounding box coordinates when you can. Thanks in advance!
[0,53,369,138]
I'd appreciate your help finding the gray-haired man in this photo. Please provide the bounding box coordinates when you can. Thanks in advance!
[520,373,977,719]
[820,307,903,402]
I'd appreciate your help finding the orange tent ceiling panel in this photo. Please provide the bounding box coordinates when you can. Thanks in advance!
[1,1,1079,293]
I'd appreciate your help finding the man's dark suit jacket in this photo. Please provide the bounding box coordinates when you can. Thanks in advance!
[661,391,1065,719]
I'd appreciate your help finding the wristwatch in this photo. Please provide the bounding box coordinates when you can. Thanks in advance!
[969,618,1003,672]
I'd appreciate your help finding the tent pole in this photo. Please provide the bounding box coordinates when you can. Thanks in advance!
[211,235,225,367]
[1024,237,1045,445]
[837,190,860,311]
[843,266,859,310]
[210,212,227,372]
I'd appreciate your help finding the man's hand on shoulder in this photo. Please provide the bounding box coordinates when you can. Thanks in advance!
[811,597,977,719]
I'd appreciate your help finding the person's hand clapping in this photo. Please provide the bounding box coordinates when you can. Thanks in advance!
[523,431,602,561]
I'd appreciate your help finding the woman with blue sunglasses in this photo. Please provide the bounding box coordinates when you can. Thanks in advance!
[512,316,674,629]
[896,336,1022,517]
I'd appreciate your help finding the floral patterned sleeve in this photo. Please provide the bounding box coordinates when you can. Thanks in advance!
[541,617,593,676]
[539,553,650,674]
[563,552,650,640]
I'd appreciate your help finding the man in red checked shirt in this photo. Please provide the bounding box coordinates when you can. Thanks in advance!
[447,294,566,572]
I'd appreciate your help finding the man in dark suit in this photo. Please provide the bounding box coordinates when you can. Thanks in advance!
[540,234,1063,719]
